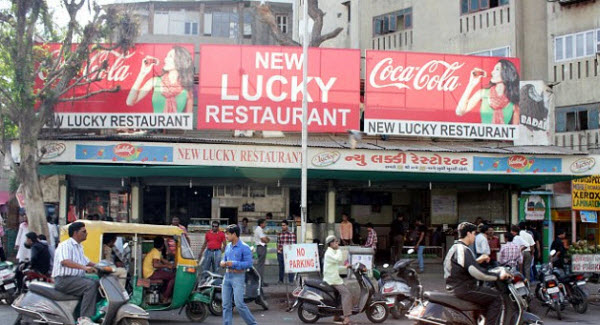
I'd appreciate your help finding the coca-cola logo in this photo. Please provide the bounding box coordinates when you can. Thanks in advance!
[311,151,341,167]
[113,143,138,158]
[369,58,464,91]
[508,155,531,170]
[38,49,135,83]
[570,157,595,174]
[41,142,66,159]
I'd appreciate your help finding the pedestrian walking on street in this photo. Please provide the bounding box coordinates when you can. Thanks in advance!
[221,224,257,325]
[390,214,405,261]
[518,222,535,282]
[254,218,270,287]
[414,220,427,273]
[277,220,296,284]
[498,232,522,269]
[200,221,226,274]
[15,210,31,262]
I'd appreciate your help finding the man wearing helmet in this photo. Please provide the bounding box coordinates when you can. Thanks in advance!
[323,235,352,325]
[444,222,511,325]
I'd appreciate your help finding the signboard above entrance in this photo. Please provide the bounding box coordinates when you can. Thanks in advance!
[197,45,360,132]
[572,176,600,211]
[364,50,520,140]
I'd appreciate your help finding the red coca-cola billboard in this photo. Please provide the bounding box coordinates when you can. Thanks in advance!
[36,43,195,129]
[197,44,360,132]
[365,50,521,140]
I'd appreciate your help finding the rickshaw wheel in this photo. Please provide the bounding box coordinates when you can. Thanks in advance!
[186,302,209,322]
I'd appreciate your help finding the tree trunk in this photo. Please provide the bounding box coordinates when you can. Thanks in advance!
[19,126,49,238]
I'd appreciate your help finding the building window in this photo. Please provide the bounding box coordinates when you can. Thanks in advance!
[556,105,600,132]
[373,7,412,37]
[554,29,599,62]
[276,15,288,34]
[184,21,198,35]
[211,12,239,38]
[461,0,509,15]
[470,46,511,57]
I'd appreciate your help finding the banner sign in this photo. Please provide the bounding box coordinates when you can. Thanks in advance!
[364,50,520,140]
[519,194,550,221]
[37,43,195,129]
[572,176,600,211]
[197,45,360,132]
[514,81,554,146]
[571,254,600,273]
[283,244,320,273]
[13,140,600,177]
[580,211,598,223]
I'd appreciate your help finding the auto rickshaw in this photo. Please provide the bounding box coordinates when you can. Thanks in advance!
[59,220,209,322]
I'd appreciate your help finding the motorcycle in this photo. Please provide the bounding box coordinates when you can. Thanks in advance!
[197,270,224,316]
[293,263,389,323]
[535,250,567,320]
[14,261,53,296]
[11,261,149,325]
[407,266,542,325]
[210,266,269,315]
[552,265,588,314]
[0,261,17,305]
[377,249,420,319]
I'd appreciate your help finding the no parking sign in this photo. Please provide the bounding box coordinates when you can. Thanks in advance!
[283,243,320,273]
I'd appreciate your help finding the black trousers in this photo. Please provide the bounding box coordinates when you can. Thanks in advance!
[455,286,502,325]
[0,247,5,262]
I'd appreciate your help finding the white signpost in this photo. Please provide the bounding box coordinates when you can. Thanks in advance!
[572,254,600,273]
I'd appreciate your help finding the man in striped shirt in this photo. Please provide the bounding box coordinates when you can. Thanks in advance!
[276,220,296,284]
[52,222,98,325]
[364,223,378,249]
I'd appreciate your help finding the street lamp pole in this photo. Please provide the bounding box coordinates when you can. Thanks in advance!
[300,0,309,244]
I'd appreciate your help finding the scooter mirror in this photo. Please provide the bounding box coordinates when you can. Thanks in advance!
[383,263,389,268]
[407,249,415,255]
[550,249,556,257]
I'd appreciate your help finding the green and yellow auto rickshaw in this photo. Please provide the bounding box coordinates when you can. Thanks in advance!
[59,220,209,322]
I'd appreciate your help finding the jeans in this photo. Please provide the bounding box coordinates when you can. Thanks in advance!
[55,276,99,318]
[522,251,532,282]
[277,252,294,283]
[417,246,425,271]
[222,272,257,325]
[202,249,222,274]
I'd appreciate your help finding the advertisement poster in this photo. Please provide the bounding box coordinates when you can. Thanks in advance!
[580,211,598,223]
[514,81,554,146]
[572,176,600,211]
[37,43,195,129]
[197,45,361,132]
[519,194,549,221]
[430,189,458,224]
[364,50,520,140]
[473,155,561,174]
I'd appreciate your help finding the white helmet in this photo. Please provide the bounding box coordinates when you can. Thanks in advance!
[325,235,338,246]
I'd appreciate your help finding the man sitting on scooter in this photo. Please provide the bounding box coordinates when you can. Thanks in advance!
[444,222,511,325]
[324,235,353,325]
[52,222,98,325]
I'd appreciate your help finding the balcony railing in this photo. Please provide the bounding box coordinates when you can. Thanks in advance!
[553,57,600,82]
[371,29,413,50]
[459,5,511,34]
[554,129,600,151]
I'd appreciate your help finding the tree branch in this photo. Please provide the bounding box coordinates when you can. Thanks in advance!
[255,4,300,46]
[57,86,120,102]
[311,27,343,47]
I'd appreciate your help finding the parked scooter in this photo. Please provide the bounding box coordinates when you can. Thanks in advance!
[535,250,567,320]
[549,261,588,314]
[210,266,269,315]
[197,271,224,316]
[293,263,389,323]
[0,261,17,305]
[377,249,420,319]
[11,261,149,325]
[407,266,542,325]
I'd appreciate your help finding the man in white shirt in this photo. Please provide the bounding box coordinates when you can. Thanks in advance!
[253,219,270,287]
[475,224,491,257]
[323,235,352,325]
[518,222,535,281]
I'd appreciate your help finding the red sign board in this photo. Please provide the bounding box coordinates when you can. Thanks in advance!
[36,43,195,129]
[197,45,360,132]
[364,51,520,140]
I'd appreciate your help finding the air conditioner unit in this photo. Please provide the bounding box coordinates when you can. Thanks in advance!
[558,0,594,5]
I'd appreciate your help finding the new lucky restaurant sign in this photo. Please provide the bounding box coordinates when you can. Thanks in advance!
[36,43,195,129]
[364,51,521,140]
[197,45,360,132]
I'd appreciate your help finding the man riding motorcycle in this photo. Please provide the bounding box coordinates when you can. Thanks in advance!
[444,222,511,325]
[323,235,353,325]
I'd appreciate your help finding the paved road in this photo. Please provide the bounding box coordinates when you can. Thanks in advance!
[3,298,600,324]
